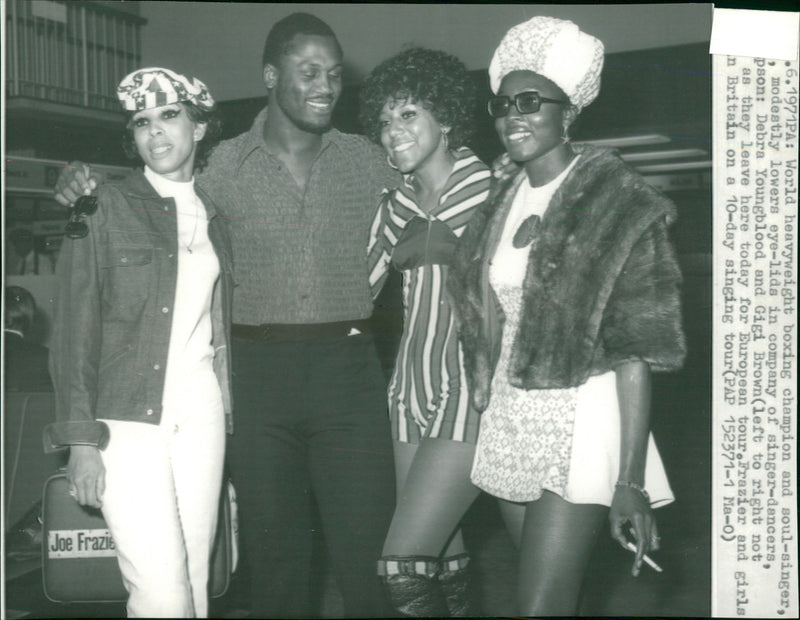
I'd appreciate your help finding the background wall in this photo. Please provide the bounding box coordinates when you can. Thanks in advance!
[140,2,713,102]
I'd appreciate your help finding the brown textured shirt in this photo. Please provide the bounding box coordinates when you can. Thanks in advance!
[199,107,399,325]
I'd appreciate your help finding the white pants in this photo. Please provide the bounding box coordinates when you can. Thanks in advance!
[99,398,224,618]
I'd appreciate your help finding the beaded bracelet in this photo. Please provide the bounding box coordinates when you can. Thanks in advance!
[615,480,650,502]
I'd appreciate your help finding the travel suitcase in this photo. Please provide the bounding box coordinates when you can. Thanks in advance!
[41,472,236,603]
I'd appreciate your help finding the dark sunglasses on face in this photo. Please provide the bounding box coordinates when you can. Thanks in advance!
[487,91,569,118]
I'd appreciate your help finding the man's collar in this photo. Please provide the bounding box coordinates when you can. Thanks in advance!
[235,106,270,167]
[236,106,341,169]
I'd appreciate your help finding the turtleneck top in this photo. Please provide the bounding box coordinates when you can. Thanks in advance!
[144,166,221,411]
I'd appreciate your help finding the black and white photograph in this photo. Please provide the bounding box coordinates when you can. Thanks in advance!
[2,2,796,618]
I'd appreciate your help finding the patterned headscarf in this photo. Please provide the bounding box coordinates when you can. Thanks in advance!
[489,16,604,112]
[117,67,214,112]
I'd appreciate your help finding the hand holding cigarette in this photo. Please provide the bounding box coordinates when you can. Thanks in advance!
[625,540,663,572]
[624,525,662,576]
[608,486,661,577]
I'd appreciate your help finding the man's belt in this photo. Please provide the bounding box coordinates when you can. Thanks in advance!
[232,319,372,343]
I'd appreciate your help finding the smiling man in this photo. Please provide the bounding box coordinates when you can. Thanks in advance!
[54,12,399,618]
[197,14,399,618]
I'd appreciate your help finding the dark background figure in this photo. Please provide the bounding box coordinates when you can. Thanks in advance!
[7,229,36,276]
[4,286,53,392]
[4,285,56,577]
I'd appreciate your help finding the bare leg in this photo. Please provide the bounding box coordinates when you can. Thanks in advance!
[514,490,606,616]
[382,438,480,557]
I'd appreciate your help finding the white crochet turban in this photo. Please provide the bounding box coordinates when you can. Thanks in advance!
[117,67,214,112]
[489,16,604,112]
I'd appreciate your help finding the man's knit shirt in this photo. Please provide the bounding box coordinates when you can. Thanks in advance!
[199,107,399,325]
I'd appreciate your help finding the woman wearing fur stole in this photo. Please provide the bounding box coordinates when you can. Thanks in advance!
[447,16,686,616]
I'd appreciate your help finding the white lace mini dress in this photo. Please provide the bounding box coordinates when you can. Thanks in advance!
[470,162,675,507]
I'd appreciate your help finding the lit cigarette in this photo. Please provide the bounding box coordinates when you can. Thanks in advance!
[625,541,663,572]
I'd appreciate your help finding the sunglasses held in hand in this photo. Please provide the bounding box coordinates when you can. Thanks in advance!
[65,195,98,239]
[487,91,569,118]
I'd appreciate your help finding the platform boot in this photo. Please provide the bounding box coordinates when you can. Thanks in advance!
[439,553,481,617]
[377,555,449,617]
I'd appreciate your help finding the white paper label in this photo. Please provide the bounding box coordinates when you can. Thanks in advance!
[47,529,118,559]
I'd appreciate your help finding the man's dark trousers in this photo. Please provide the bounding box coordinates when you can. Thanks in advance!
[228,328,396,618]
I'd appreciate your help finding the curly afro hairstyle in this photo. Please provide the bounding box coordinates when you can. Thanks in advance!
[122,101,222,174]
[359,48,476,150]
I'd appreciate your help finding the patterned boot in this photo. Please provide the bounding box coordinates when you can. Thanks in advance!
[378,555,450,617]
[439,553,481,617]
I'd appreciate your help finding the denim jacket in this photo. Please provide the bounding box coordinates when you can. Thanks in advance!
[45,170,234,452]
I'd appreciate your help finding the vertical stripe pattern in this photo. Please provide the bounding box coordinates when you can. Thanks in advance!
[367,148,490,443]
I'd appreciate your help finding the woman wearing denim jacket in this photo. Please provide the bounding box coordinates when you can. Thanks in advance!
[47,68,232,618]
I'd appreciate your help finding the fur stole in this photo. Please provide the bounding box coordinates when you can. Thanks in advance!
[448,146,686,409]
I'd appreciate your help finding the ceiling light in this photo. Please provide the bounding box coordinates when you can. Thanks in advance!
[574,134,671,148]
[621,148,707,162]
[635,160,713,173]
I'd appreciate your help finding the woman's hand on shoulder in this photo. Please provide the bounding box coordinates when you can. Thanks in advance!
[68,445,106,509]
[491,152,519,182]
[609,485,660,577]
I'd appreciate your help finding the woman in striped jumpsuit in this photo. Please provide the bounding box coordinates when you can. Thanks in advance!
[360,48,491,616]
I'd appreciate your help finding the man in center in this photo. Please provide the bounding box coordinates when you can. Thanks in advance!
[216,14,399,617]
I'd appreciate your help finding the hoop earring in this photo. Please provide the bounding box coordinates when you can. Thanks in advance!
[441,129,449,151]
[386,154,399,170]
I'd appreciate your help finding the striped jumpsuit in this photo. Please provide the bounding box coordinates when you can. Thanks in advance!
[367,147,490,443]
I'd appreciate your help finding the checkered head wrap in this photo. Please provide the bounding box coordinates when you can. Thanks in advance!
[117,67,214,112]
[489,16,604,112]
